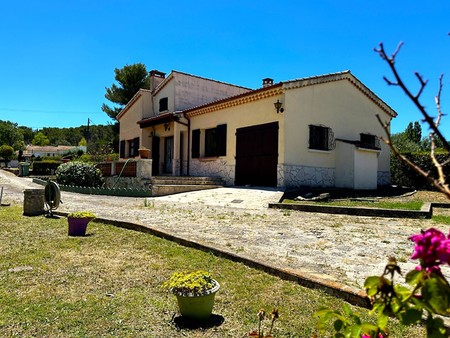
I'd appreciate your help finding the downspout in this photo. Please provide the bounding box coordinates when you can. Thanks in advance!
[181,112,191,176]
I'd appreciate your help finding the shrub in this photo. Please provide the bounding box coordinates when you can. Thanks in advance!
[32,160,62,175]
[391,152,450,189]
[56,161,104,187]
[0,144,14,164]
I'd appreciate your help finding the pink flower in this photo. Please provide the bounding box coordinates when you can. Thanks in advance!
[409,228,450,267]
[361,334,383,338]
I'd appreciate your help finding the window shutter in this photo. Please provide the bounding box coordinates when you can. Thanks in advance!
[192,129,200,158]
[120,140,126,158]
[216,124,227,156]
[133,137,140,156]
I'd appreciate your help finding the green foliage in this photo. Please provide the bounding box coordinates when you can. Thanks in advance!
[404,121,422,144]
[0,144,15,163]
[0,120,24,150]
[67,211,96,219]
[102,63,150,120]
[32,160,62,175]
[79,137,87,146]
[391,153,450,189]
[32,131,50,146]
[55,161,104,187]
[162,270,216,296]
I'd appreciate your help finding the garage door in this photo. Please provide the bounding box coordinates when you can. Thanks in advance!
[235,122,278,187]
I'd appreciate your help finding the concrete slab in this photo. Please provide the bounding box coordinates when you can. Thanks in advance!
[152,186,285,210]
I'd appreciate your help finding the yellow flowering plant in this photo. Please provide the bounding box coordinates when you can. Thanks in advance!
[162,270,216,297]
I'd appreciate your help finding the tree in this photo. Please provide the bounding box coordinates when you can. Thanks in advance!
[32,132,50,146]
[404,121,422,144]
[102,63,150,120]
[0,145,15,165]
[0,120,24,150]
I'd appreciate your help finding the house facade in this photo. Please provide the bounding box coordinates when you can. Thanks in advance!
[118,70,396,190]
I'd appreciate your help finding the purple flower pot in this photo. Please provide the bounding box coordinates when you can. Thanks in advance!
[67,217,92,236]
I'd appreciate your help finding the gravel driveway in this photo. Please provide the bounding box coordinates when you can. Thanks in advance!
[2,169,449,297]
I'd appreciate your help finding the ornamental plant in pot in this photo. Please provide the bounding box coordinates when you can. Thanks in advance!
[67,211,95,236]
[162,270,220,321]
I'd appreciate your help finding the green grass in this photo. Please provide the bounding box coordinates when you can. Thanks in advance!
[432,215,450,225]
[0,206,423,337]
[284,199,424,210]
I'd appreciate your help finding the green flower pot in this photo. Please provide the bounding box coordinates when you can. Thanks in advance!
[175,280,220,320]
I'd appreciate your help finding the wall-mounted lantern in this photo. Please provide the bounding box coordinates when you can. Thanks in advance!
[274,99,284,113]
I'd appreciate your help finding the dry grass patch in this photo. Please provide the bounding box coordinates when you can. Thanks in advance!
[0,205,424,337]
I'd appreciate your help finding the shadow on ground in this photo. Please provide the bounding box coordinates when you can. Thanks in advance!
[172,314,225,330]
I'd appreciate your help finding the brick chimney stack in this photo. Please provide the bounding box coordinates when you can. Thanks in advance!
[149,70,166,91]
[262,78,274,88]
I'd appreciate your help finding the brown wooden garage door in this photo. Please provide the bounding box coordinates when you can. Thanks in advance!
[235,122,278,187]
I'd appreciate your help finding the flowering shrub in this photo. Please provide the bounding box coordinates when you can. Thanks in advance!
[56,161,104,187]
[162,270,216,296]
[316,227,450,338]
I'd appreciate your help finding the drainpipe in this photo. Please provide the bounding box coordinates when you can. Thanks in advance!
[181,112,191,176]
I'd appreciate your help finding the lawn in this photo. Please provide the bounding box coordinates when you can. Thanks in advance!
[0,206,423,337]
[283,198,424,210]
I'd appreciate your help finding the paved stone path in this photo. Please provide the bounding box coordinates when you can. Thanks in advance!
[1,169,449,298]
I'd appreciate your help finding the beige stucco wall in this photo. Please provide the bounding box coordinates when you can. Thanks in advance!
[173,72,250,111]
[280,79,392,188]
[119,97,144,156]
[189,78,393,188]
[283,80,391,171]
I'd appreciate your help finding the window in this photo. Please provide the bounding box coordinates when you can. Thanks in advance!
[159,97,168,112]
[309,125,334,151]
[128,137,139,157]
[191,124,227,158]
[360,133,380,150]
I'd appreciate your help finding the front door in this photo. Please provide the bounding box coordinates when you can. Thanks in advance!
[164,137,174,174]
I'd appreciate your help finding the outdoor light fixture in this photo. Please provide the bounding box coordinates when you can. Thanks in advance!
[274,99,284,113]
[164,122,170,131]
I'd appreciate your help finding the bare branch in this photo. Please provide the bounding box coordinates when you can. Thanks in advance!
[376,115,450,199]
[375,43,450,154]
[414,72,428,99]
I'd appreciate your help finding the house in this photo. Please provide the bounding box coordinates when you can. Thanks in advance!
[117,70,396,190]
[22,145,87,159]
[117,70,251,176]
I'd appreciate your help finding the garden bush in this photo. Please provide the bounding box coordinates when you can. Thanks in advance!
[32,160,62,175]
[56,161,104,187]
[391,152,450,190]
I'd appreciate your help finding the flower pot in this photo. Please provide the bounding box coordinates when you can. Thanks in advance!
[138,148,151,159]
[67,217,92,236]
[175,280,220,320]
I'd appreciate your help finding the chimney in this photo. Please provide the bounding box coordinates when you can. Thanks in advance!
[149,70,166,91]
[262,78,274,88]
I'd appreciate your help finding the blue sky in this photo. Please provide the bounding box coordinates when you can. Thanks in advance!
[1,0,449,138]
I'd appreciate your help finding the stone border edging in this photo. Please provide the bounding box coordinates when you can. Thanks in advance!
[33,178,152,197]
[54,211,370,308]
[268,201,450,219]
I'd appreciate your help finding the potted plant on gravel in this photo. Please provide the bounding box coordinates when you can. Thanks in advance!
[162,270,220,320]
[67,211,96,236]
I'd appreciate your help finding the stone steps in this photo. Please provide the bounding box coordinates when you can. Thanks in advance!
[150,176,224,196]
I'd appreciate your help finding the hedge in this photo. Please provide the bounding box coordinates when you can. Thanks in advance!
[32,160,62,175]
[391,152,450,189]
